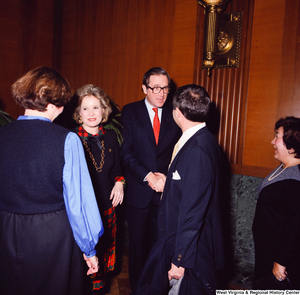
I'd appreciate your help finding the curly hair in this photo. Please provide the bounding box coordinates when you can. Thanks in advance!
[12,66,71,111]
[73,84,112,124]
[275,116,300,158]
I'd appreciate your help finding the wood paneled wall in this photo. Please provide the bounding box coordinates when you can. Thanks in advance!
[195,0,254,170]
[195,0,300,177]
[1,0,300,178]
[60,0,198,107]
[0,0,55,119]
[243,0,300,175]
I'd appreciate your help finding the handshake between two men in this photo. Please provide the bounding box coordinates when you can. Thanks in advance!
[146,172,167,192]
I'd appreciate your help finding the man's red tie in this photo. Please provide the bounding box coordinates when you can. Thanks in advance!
[153,108,160,145]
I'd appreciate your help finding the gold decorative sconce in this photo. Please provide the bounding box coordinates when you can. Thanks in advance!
[197,0,242,77]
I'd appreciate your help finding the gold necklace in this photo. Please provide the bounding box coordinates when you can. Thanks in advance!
[82,138,105,173]
[268,161,299,181]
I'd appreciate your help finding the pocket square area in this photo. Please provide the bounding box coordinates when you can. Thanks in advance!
[172,170,181,180]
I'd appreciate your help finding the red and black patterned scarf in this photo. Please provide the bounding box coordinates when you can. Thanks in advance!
[76,125,106,150]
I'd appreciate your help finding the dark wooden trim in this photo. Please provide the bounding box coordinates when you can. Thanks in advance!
[231,163,272,178]
[194,0,256,175]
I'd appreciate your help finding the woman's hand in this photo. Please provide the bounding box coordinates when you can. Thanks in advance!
[273,262,287,281]
[110,181,124,207]
[83,254,99,275]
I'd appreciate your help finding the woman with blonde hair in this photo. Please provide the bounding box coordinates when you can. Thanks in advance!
[74,84,125,293]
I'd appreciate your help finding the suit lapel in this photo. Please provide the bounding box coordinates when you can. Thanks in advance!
[137,100,173,146]
[137,100,156,143]
[161,128,205,203]
[161,146,184,203]
[158,105,172,144]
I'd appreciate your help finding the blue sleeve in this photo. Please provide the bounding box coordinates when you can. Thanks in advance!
[63,132,104,258]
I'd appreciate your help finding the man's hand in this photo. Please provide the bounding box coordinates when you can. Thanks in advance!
[146,172,166,192]
[83,254,99,275]
[273,262,287,281]
[168,263,185,280]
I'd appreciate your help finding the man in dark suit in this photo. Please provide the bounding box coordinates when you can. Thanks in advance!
[155,84,225,294]
[120,67,181,288]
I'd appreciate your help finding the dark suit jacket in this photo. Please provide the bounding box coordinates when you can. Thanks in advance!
[120,99,181,208]
[131,232,221,295]
[158,126,225,271]
[131,126,225,294]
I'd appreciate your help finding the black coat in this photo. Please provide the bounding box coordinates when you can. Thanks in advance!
[158,127,225,271]
[132,126,225,295]
[120,99,181,208]
[79,128,123,212]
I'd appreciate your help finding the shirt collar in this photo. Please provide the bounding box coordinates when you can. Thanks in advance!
[17,115,51,122]
[144,98,162,123]
[178,123,206,150]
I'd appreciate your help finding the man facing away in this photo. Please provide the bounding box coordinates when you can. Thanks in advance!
[160,84,225,294]
[120,67,181,288]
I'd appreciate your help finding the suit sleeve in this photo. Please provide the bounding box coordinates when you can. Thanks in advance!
[108,130,124,183]
[120,105,152,182]
[172,146,215,269]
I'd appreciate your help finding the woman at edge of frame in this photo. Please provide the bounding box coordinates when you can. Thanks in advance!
[252,116,300,290]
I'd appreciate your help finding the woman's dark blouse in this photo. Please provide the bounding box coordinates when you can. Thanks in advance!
[77,128,123,212]
[252,164,300,286]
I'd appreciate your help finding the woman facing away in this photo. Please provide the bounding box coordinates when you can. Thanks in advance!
[73,84,125,294]
[252,116,300,289]
[0,67,104,295]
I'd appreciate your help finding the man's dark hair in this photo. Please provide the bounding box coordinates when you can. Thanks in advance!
[142,67,170,87]
[172,84,211,122]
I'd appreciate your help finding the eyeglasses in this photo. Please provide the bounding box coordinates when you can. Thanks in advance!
[147,86,170,94]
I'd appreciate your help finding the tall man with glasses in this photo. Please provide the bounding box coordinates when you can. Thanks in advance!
[120,67,181,288]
